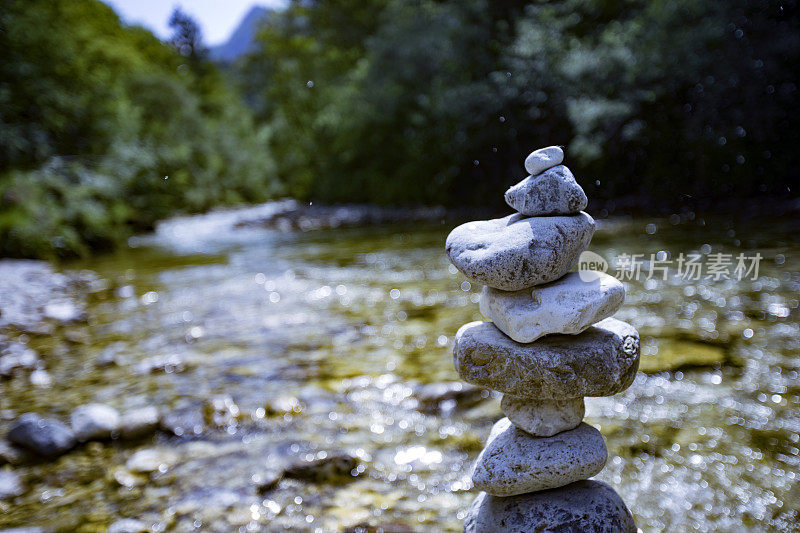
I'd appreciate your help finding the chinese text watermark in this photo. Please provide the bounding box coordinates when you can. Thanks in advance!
[578,251,762,282]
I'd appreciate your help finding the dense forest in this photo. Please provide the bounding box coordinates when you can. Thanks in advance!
[1,0,798,258]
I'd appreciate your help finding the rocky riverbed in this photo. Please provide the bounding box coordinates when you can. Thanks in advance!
[0,201,798,531]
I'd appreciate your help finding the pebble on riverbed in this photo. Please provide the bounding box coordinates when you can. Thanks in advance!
[412,382,490,413]
[71,403,121,441]
[7,413,77,457]
[282,451,360,483]
[203,395,241,428]
[120,406,161,439]
[0,441,31,465]
[252,470,282,494]
[107,518,149,533]
[126,448,180,474]
[0,468,24,500]
[0,341,39,377]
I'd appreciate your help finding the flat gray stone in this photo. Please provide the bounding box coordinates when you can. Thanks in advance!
[71,403,121,441]
[505,165,587,216]
[445,213,594,291]
[7,413,77,457]
[524,146,564,175]
[453,318,640,399]
[465,480,636,533]
[471,419,606,496]
[480,272,625,343]
[501,396,584,437]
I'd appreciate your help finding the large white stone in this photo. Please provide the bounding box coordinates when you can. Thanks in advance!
[524,146,564,175]
[505,165,587,216]
[453,318,640,399]
[465,480,637,532]
[445,213,594,291]
[480,272,625,343]
[501,396,584,437]
[471,419,607,496]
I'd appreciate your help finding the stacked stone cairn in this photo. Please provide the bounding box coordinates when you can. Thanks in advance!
[445,146,640,532]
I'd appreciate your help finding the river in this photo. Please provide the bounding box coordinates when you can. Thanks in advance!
[0,202,797,531]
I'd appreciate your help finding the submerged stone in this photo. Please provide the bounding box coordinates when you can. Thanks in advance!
[71,403,121,441]
[465,480,636,533]
[283,451,359,483]
[505,165,587,216]
[0,469,24,500]
[445,213,594,291]
[471,419,607,496]
[120,406,161,439]
[480,271,625,343]
[7,413,77,457]
[453,318,640,399]
[108,519,149,533]
[412,381,488,413]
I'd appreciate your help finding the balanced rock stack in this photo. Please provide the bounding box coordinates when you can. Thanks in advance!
[445,146,640,532]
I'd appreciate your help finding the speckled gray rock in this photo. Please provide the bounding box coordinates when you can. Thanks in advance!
[471,419,607,496]
[445,213,595,291]
[480,272,625,343]
[505,165,587,216]
[501,396,584,437]
[71,403,121,441]
[524,146,564,176]
[453,318,639,399]
[465,480,637,533]
[7,413,77,457]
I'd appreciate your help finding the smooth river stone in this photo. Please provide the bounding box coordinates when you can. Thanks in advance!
[500,396,584,437]
[445,213,594,291]
[524,146,564,175]
[71,403,121,441]
[480,271,625,343]
[465,480,637,533]
[471,419,607,496]
[505,165,587,216]
[453,317,639,399]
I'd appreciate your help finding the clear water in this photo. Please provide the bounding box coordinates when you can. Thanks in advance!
[1,203,797,532]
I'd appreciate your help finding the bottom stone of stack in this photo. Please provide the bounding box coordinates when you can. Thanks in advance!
[472,418,606,497]
[500,395,584,437]
[464,480,636,533]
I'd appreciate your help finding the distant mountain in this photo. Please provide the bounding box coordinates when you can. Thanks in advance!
[210,6,272,62]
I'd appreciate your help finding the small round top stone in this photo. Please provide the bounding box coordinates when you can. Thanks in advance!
[524,146,564,175]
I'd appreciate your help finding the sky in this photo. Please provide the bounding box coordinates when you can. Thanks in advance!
[103,1,285,46]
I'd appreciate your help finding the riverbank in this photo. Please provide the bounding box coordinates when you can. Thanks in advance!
[3,192,799,262]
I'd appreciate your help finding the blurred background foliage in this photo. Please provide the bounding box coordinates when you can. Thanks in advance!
[1,0,798,258]
[0,0,276,258]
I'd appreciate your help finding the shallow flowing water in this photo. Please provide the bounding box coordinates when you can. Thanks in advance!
[0,202,798,532]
